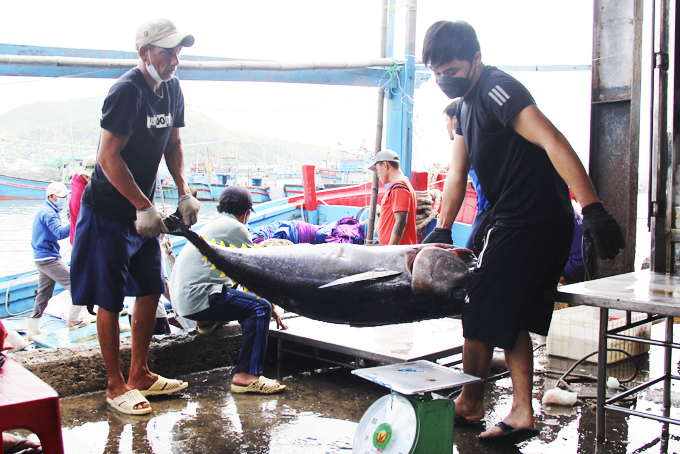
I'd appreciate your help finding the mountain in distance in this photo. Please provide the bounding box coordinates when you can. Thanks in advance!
[0,96,340,168]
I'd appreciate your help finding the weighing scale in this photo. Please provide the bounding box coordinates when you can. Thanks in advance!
[352,360,481,454]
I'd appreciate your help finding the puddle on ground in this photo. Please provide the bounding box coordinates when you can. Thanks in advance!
[47,323,680,453]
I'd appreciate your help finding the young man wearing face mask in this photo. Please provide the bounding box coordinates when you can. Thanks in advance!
[28,182,87,337]
[422,21,625,443]
[70,18,201,415]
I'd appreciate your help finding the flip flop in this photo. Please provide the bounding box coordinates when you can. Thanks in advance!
[138,375,188,397]
[196,321,224,335]
[106,389,152,415]
[231,376,286,394]
[3,435,41,454]
[478,421,540,444]
[67,319,92,331]
[454,413,485,427]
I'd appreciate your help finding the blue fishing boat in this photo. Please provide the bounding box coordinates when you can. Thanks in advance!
[0,175,70,200]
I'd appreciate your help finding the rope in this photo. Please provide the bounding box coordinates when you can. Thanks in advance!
[415,188,442,230]
[5,271,39,316]
[161,236,176,276]
[427,166,445,186]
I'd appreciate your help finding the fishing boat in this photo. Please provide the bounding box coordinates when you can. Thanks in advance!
[0,174,64,200]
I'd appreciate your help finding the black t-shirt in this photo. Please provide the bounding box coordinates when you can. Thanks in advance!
[82,68,185,224]
[455,66,572,226]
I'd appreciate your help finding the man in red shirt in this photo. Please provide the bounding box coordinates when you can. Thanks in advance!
[369,150,418,245]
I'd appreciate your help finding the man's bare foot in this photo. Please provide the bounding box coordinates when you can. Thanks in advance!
[106,384,150,412]
[479,414,535,438]
[232,372,259,387]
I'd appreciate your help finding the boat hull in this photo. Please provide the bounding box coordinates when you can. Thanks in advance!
[0,175,70,200]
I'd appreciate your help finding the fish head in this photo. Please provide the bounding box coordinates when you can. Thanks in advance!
[163,209,190,237]
[411,245,473,300]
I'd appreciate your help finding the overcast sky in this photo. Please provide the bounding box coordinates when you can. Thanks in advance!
[0,0,635,169]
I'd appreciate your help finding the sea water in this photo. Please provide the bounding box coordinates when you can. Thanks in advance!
[0,195,653,278]
[0,199,220,278]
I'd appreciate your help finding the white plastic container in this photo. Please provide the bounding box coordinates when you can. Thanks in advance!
[547,306,652,364]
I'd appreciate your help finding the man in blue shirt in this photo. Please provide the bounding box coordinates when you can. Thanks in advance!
[28,182,85,337]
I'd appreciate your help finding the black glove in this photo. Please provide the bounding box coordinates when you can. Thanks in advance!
[422,228,453,245]
[581,202,625,260]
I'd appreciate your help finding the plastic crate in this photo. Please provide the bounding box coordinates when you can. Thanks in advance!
[547,306,652,364]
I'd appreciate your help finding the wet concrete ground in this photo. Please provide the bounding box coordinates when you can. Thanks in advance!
[16,322,680,453]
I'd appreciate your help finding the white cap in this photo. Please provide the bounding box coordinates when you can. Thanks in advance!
[76,155,97,177]
[135,18,194,50]
[46,182,69,198]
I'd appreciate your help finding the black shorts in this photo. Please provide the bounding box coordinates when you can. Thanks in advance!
[462,215,574,350]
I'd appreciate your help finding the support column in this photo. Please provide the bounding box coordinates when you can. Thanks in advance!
[589,0,643,278]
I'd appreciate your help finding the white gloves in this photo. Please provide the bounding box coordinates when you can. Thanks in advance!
[135,206,167,237]
[178,194,201,226]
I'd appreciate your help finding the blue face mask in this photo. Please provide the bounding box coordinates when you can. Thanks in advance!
[146,63,165,84]
[53,197,66,208]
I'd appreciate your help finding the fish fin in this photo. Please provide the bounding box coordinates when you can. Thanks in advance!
[210,264,216,270]
[319,269,402,289]
[202,256,208,262]
[220,241,226,247]
[241,244,248,249]
[229,244,236,248]
[211,238,217,243]
[220,272,226,277]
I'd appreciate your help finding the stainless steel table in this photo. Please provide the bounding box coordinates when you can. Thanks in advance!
[553,270,680,441]
[269,316,464,375]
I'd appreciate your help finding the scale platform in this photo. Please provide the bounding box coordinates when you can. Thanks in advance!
[352,359,482,395]
[351,360,481,453]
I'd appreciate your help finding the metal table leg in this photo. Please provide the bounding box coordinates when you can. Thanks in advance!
[596,307,608,441]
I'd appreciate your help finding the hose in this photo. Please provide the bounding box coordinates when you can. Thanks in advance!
[542,347,639,399]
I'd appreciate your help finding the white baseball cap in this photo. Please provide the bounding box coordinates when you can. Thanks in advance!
[46,182,69,198]
[135,18,194,50]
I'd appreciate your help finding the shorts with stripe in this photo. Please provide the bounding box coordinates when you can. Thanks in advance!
[462,215,573,350]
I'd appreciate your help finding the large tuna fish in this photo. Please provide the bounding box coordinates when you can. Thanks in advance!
[164,212,476,326]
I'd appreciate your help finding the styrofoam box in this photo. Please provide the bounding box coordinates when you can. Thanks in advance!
[547,306,652,364]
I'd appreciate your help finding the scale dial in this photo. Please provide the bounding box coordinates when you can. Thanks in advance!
[353,394,418,454]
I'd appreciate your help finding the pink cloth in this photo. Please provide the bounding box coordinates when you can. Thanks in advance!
[69,174,88,245]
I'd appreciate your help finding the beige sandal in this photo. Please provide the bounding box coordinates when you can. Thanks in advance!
[197,321,224,335]
[107,389,152,415]
[139,375,188,397]
[231,376,286,394]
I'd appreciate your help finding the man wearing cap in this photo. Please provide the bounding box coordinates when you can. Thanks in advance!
[169,186,287,394]
[69,155,96,245]
[369,149,418,245]
[421,21,624,442]
[70,18,201,415]
[28,182,88,337]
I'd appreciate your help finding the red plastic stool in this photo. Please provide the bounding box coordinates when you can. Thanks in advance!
[0,357,64,454]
